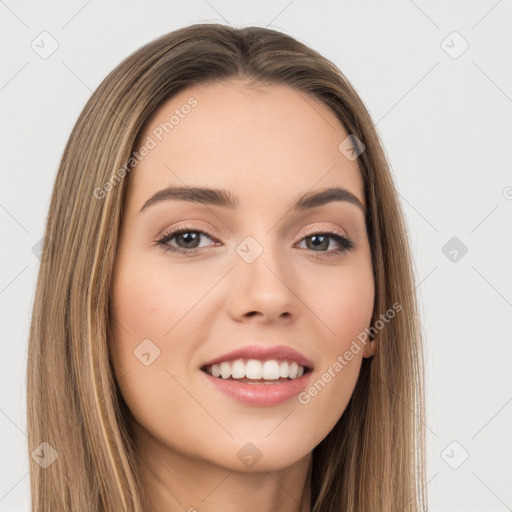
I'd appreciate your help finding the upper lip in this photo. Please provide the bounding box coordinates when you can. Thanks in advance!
[201,344,314,370]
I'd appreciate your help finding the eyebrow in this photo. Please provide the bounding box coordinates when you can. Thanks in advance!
[139,185,366,214]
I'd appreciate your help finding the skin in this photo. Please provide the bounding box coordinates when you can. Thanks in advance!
[109,80,376,512]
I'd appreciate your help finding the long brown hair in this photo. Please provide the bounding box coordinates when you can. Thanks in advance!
[27,23,427,511]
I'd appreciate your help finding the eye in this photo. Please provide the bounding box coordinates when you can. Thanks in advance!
[296,226,354,257]
[154,225,354,257]
[155,225,217,255]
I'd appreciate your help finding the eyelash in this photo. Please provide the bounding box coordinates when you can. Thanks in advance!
[154,224,354,258]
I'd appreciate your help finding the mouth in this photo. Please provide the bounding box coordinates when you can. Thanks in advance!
[200,358,312,384]
[200,359,313,406]
[198,344,314,405]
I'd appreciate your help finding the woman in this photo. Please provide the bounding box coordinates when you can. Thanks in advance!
[27,23,427,511]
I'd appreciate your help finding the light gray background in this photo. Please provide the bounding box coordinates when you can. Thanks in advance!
[1,1,511,511]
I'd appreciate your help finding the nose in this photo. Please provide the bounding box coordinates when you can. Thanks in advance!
[227,237,298,324]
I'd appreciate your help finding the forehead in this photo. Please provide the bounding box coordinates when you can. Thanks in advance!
[126,80,365,212]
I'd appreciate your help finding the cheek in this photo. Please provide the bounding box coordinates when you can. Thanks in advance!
[297,261,374,419]
[108,248,214,386]
[108,258,203,450]
[108,255,178,396]
[308,261,375,346]
[109,253,204,346]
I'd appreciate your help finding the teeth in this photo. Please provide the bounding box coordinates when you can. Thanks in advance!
[246,359,262,379]
[231,359,245,379]
[289,361,298,379]
[262,360,280,380]
[205,358,306,380]
[220,361,231,380]
[211,364,221,378]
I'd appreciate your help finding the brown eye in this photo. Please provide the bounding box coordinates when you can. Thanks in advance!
[156,227,217,255]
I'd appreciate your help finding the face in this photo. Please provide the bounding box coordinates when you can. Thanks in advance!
[109,80,375,473]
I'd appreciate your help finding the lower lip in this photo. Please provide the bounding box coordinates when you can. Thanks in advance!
[201,370,312,407]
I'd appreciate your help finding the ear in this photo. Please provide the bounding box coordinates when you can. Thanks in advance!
[362,336,377,358]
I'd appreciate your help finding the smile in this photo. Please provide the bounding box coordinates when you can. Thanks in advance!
[200,359,312,407]
[202,358,307,380]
